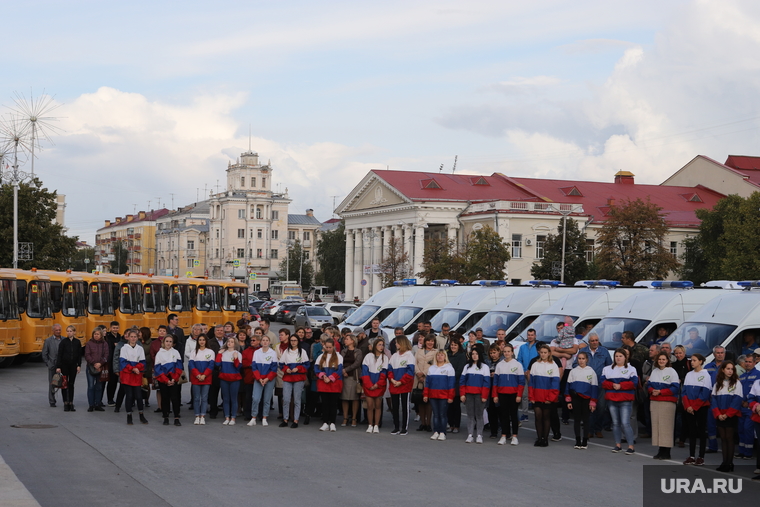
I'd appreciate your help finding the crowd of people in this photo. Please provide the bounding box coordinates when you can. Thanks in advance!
[40,313,760,478]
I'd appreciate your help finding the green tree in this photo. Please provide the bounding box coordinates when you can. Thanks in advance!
[110,241,129,274]
[279,239,314,288]
[678,236,708,285]
[693,194,745,281]
[315,221,345,291]
[463,225,511,282]
[70,247,95,272]
[718,192,760,279]
[0,178,78,269]
[596,198,679,285]
[379,236,411,288]
[530,217,588,284]
[418,237,456,282]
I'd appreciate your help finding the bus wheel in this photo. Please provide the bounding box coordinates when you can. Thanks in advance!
[0,357,14,368]
[12,354,29,365]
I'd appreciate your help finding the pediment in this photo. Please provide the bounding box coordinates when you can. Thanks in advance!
[341,177,409,212]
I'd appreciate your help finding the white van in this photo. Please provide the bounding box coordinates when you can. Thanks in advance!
[381,285,475,336]
[592,281,728,352]
[467,282,579,342]
[429,281,522,335]
[510,282,645,349]
[343,282,426,330]
[665,281,760,362]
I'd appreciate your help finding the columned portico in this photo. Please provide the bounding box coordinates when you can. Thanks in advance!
[353,228,363,300]
[344,228,354,301]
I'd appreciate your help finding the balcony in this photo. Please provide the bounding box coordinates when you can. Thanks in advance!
[303,240,312,248]
[186,250,197,258]
[135,233,142,239]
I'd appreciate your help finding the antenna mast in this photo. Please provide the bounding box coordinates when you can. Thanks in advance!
[452,155,458,174]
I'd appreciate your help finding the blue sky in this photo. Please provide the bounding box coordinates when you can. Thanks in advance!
[2,0,759,243]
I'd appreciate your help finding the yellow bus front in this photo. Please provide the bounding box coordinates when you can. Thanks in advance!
[112,275,145,332]
[14,271,54,355]
[221,280,248,326]
[79,272,116,339]
[0,272,21,360]
[190,279,224,328]
[43,271,88,345]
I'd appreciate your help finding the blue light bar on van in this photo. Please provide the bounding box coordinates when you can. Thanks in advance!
[583,280,620,287]
[393,279,417,286]
[478,280,508,286]
[651,281,694,289]
[528,280,561,287]
[737,281,760,288]
[431,279,458,286]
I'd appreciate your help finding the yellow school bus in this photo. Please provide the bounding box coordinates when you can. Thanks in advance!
[41,270,88,345]
[163,276,194,330]
[189,278,224,328]
[0,270,21,365]
[111,274,145,332]
[221,279,248,326]
[79,272,117,339]
[136,274,168,336]
[12,269,54,357]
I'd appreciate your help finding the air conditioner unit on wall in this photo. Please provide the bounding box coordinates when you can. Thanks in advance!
[525,239,533,246]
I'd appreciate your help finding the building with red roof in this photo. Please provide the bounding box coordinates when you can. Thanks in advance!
[95,209,169,273]
[662,155,760,197]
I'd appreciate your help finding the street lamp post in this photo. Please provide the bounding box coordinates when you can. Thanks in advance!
[1,127,33,270]
[548,204,583,284]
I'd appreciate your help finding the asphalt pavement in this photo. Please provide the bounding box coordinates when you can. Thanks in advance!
[0,356,748,507]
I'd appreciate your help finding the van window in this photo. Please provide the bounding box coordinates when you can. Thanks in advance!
[666,323,738,358]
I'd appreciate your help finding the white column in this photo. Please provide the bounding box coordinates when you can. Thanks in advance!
[413,226,425,282]
[371,227,382,296]
[344,229,354,301]
[354,228,364,301]
[403,225,413,275]
[447,224,459,244]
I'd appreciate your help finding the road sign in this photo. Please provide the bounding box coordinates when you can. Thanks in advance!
[193,260,200,267]
[361,279,367,286]
[186,271,193,277]
[249,273,257,280]
[233,259,240,268]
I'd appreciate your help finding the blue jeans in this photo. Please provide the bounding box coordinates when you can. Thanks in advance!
[220,380,240,418]
[431,398,449,434]
[192,384,210,417]
[252,380,275,419]
[85,368,104,408]
[283,381,304,422]
[609,400,635,447]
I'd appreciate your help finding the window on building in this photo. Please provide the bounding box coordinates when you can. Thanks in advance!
[586,239,595,262]
[303,231,311,241]
[238,209,245,219]
[215,248,219,258]
[237,248,245,258]
[251,177,256,187]
[270,249,278,259]
[215,229,219,239]
[288,230,296,240]
[262,177,266,188]
[304,251,310,260]
[249,249,253,259]
[271,230,279,240]
[271,210,279,220]
[187,240,195,250]
[237,229,245,238]
[511,234,522,259]
[240,177,245,187]
[256,207,262,219]
[670,241,678,257]
[536,235,546,259]
[187,259,194,268]
[256,249,263,259]
[257,229,263,239]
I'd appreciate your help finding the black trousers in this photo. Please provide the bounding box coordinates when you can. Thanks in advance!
[60,365,78,405]
[571,394,591,441]
[107,370,119,403]
[498,393,519,436]
[159,383,181,418]
[486,398,500,436]
[448,387,461,428]
[321,392,339,424]
[208,376,221,417]
[686,406,709,458]
[124,385,144,413]
[391,392,410,431]
[243,383,254,419]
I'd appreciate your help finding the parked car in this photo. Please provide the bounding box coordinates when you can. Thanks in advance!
[256,290,272,301]
[276,302,307,323]
[316,303,358,325]
[258,301,277,319]
[294,305,334,331]
[249,300,268,314]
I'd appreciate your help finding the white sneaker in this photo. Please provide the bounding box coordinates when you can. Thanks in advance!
[414,415,420,422]
[199,417,205,425]
[247,418,256,427]
[431,432,440,440]
[329,423,336,432]
[367,425,374,433]
[262,418,268,427]
[511,436,519,446]
[373,425,379,434]
[193,416,200,425]
[465,435,474,443]
[320,423,329,431]
[476,435,483,444]
[498,436,507,445]
[438,433,446,441]
[222,418,229,425]
[229,419,235,426]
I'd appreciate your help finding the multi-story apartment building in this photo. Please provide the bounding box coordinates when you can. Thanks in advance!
[94,209,169,274]
[286,209,323,283]
[155,201,210,277]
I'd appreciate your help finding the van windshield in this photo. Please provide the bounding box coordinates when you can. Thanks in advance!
[593,318,651,350]
[514,313,579,343]
[381,306,422,329]
[665,323,738,358]
[345,305,379,326]
[430,309,469,333]
[469,311,522,339]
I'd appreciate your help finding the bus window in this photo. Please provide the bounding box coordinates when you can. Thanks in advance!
[27,281,53,319]
[197,285,220,312]
[63,282,87,317]
[0,279,20,320]
[120,284,143,314]
[50,281,63,313]
[224,287,247,311]
[88,282,115,315]
[143,284,166,313]
[15,280,26,314]
[169,285,191,312]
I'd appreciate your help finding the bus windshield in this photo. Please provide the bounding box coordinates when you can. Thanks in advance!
[0,279,20,320]
[169,284,191,312]
[62,282,87,317]
[88,282,115,315]
[27,281,53,319]
[224,287,248,311]
[197,285,221,312]
[120,283,144,314]
[143,283,166,313]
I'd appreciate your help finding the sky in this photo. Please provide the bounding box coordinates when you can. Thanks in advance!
[2,0,760,244]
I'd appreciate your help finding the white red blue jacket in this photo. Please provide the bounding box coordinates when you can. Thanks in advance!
[646,367,680,403]
[361,353,388,397]
[119,343,145,387]
[601,364,638,402]
[492,358,525,397]
[215,350,242,382]
[711,379,743,419]
[748,379,760,424]
[279,348,310,383]
[424,363,455,400]
[460,363,491,399]
[188,348,215,385]
[740,367,760,416]
[251,348,279,382]
[314,352,344,393]
[682,370,712,411]
[387,351,415,395]
[564,365,598,403]
[153,348,183,384]
[529,361,560,403]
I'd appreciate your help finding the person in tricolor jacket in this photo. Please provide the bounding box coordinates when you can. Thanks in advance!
[248,335,278,427]
[492,344,524,446]
[154,334,184,426]
[188,335,215,425]
[747,377,760,479]
[279,333,309,429]
[460,348,491,444]
[682,353,711,466]
[361,339,389,434]
[529,344,560,447]
[565,351,598,450]
[646,352,680,460]
[711,361,743,472]
[601,348,638,455]
[315,337,344,432]
[387,336,415,435]
[119,329,149,425]
[423,350,455,441]
[216,336,242,426]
